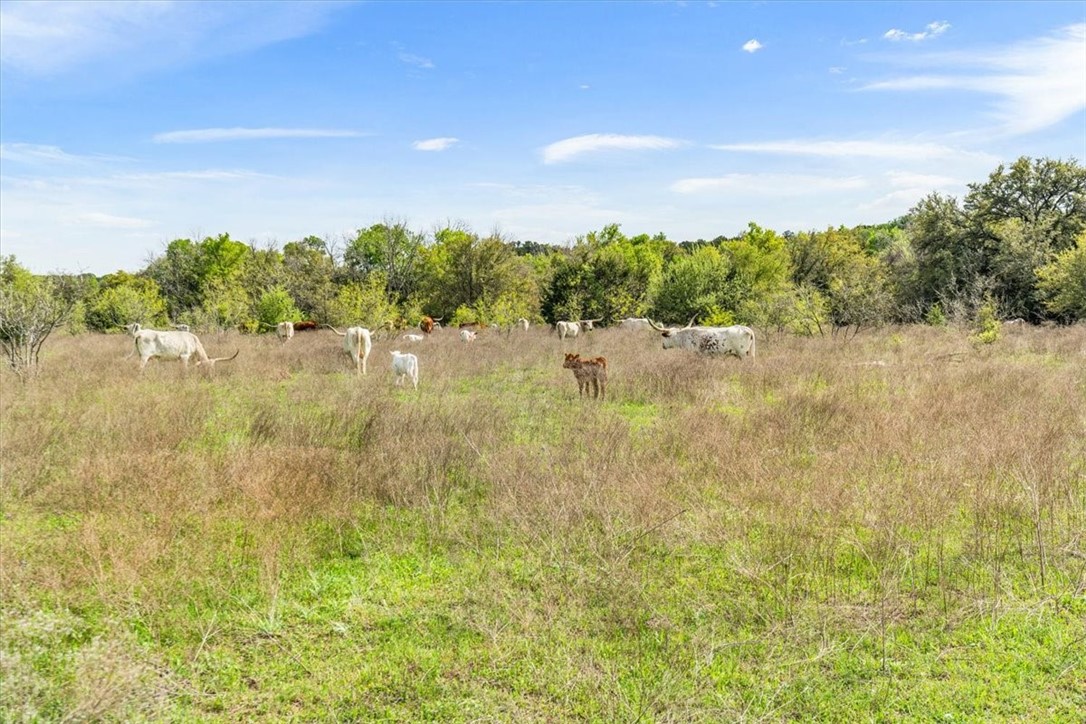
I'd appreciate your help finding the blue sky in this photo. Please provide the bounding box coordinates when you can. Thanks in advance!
[1,1,1083,275]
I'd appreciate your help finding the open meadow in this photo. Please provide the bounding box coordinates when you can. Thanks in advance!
[2,323,1084,721]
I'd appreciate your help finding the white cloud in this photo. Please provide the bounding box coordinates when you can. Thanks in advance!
[541,133,683,164]
[0,1,345,77]
[153,128,363,143]
[829,66,846,75]
[672,174,867,195]
[114,170,276,182]
[398,52,434,69]
[884,21,951,43]
[0,143,86,164]
[864,24,1086,136]
[77,212,154,229]
[742,39,763,53]
[710,139,996,163]
[412,137,459,152]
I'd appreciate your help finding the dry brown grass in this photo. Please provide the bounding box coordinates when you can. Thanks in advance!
[1,322,1084,718]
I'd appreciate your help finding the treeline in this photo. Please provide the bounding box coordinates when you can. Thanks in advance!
[5,156,1086,339]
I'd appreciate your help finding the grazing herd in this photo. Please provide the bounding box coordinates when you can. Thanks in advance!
[124,315,755,399]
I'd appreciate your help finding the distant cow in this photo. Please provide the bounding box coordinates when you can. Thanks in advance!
[402,333,424,343]
[460,329,477,342]
[516,318,530,331]
[293,321,319,332]
[132,330,238,372]
[390,351,419,390]
[276,321,295,343]
[419,316,442,334]
[617,318,653,331]
[556,321,580,340]
[324,325,373,375]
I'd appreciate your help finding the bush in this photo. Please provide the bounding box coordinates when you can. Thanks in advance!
[925,303,947,327]
[971,299,1001,345]
[252,288,302,332]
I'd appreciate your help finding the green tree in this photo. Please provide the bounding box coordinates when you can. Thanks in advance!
[344,221,424,300]
[966,156,1086,253]
[84,272,168,332]
[253,288,302,331]
[327,273,399,328]
[282,238,336,320]
[1036,232,1086,321]
[905,192,978,313]
[0,257,84,380]
[419,227,527,318]
[649,245,734,325]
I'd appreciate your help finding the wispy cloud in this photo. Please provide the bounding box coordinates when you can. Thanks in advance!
[153,128,364,143]
[884,21,951,43]
[398,51,434,69]
[710,139,996,162]
[0,142,87,164]
[672,174,867,195]
[863,24,1086,136]
[0,1,346,77]
[115,170,277,182]
[542,133,683,164]
[742,39,763,53]
[829,66,846,75]
[77,212,154,229]
[413,137,459,152]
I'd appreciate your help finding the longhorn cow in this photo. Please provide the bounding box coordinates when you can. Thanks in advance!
[648,319,756,360]
[132,330,238,371]
[324,325,373,375]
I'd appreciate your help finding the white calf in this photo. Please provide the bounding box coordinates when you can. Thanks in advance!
[460,329,477,342]
[276,321,295,343]
[516,318,530,331]
[402,333,424,343]
[390,351,419,389]
[324,325,373,375]
[133,330,238,371]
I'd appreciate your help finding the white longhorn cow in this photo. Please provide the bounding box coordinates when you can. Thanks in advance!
[516,318,530,331]
[390,351,419,389]
[324,325,373,375]
[132,329,238,371]
[556,321,580,340]
[402,333,425,343]
[648,319,756,360]
[460,329,477,342]
[276,321,295,343]
[617,317,653,331]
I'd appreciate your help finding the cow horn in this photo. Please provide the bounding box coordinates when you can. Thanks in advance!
[213,349,240,363]
[684,315,698,329]
[323,324,346,336]
[648,318,666,331]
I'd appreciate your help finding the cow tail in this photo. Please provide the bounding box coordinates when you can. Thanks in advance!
[750,332,757,361]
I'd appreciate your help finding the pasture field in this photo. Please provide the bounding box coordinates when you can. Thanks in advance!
[2,324,1084,721]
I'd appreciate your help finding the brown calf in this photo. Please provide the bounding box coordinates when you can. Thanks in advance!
[562,353,608,400]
